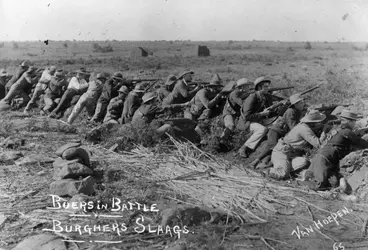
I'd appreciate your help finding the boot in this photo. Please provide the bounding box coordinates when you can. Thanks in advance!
[238,145,253,158]
[250,158,261,169]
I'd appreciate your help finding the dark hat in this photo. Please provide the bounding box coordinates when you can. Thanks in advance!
[112,72,124,80]
[75,67,89,75]
[96,73,107,80]
[165,74,177,86]
[208,74,223,86]
[54,70,64,78]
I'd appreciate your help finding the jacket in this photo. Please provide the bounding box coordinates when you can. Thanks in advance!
[223,88,249,116]
[188,88,222,118]
[241,92,274,123]
[271,107,301,135]
[121,92,142,124]
[44,77,68,98]
[98,79,121,104]
[132,103,165,124]
[103,96,126,122]
[162,79,191,105]
[5,67,28,89]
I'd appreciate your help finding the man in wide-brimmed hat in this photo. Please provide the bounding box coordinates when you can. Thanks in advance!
[121,83,145,124]
[67,72,107,124]
[305,109,368,191]
[266,110,326,180]
[5,61,30,94]
[103,85,130,125]
[237,76,275,158]
[24,66,57,114]
[42,70,68,114]
[132,92,174,136]
[0,66,38,109]
[0,69,9,99]
[49,67,89,119]
[250,93,306,169]
[91,72,125,123]
[156,74,177,103]
[220,78,253,141]
[183,74,227,142]
[162,70,201,107]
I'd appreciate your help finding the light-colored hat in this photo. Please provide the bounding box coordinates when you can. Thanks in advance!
[177,70,194,79]
[49,66,57,72]
[118,86,129,94]
[254,76,271,90]
[208,74,222,86]
[96,73,107,80]
[26,66,38,73]
[112,72,124,80]
[142,92,157,103]
[289,94,304,106]
[236,78,250,88]
[133,84,145,93]
[20,61,29,67]
[165,75,177,86]
[339,109,360,121]
[331,106,345,116]
[300,110,326,123]
[0,69,8,77]
[54,70,64,78]
[75,67,89,75]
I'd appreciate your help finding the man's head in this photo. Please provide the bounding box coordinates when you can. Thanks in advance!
[26,66,38,76]
[54,70,64,80]
[118,86,129,99]
[0,69,8,79]
[300,110,326,128]
[133,84,145,97]
[289,94,305,111]
[96,73,107,83]
[339,109,359,129]
[20,61,29,69]
[254,76,271,93]
[75,67,88,80]
[49,66,57,75]
[178,70,194,83]
[112,72,124,83]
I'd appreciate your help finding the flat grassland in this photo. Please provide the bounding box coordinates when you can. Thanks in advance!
[1,41,368,250]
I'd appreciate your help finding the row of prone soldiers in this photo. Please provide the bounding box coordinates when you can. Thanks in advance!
[1,62,368,192]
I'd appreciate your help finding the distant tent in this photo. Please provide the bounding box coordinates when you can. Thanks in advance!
[131,47,152,59]
[196,45,210,57]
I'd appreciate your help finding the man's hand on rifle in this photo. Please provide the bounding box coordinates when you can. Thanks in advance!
[260,109,271,117]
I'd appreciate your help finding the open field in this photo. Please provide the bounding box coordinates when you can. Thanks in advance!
[1,41,368,250]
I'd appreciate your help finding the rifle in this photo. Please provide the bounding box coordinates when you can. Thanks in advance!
[313,104,353,112]
[300,82,325,96]
[268,86,294,92]
[144,79,161,92]
[187,81,211,88]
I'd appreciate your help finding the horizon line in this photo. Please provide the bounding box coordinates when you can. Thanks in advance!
[1,40,368,43]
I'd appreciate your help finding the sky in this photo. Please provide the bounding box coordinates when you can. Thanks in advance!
[1,0,368,42]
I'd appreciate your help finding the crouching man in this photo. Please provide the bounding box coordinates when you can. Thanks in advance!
[184,74,226,142]
[42,70,68,114]
[266,110,326,180]
[237,77,274,158]
[307,109,368,190]
[132,92,174,136]
[103,86,129,127]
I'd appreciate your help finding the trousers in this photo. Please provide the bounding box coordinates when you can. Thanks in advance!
[242,122,268,150]
[67,93,97,124]
[24,82,47,111]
